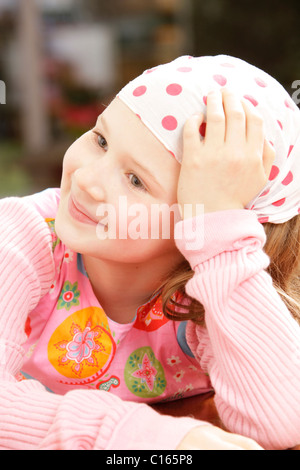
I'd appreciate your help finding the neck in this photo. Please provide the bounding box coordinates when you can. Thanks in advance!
[82,253,182,324]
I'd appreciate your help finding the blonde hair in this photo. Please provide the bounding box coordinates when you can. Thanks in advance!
[161,215,300,326]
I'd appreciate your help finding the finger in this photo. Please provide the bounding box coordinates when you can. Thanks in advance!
[262,139,275,179]
[222,88,246,145]
[205,90,226,144]
[241,98,265,151]
[182,113,205,162]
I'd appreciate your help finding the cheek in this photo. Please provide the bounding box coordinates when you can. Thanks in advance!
[61,143,82,179]
[61,133,94,182]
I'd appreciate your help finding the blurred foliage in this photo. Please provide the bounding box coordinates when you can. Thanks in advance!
[0,142,32,197]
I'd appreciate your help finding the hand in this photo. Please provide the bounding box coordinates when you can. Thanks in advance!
[176,424,263,450]
[178,88,275,216]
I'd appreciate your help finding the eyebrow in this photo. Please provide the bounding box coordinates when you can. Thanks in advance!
[96,115,164,192]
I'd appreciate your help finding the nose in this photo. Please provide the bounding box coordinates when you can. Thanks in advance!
[73,160,107,202]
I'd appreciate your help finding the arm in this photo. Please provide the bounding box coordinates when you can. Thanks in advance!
[175,209,300,449]
[0,197,208,450]
[176,89,300,449]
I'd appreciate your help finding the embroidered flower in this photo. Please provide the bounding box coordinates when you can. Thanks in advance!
[63,249,74,263]
[134,295,169,331]
[124,347,166,397]
[48,307,116,381]
[49,280,56,295]
[66,326,99,364]
[53,318,108,377]
[57,281,80,311]
[176,384,194,395]
[184,383,194,393]
[174,370,185,382]
[167,355,181,367]
[131,352,158,391]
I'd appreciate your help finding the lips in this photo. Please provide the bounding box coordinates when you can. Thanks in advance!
[68,195,98,226]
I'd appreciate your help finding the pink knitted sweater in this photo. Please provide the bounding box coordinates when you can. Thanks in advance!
[0,192,299,450]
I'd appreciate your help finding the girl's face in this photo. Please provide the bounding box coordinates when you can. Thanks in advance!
[55,98,183,265]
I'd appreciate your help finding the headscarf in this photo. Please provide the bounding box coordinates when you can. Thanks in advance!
[118,55,300,224]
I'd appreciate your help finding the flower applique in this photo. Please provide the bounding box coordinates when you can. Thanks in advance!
[174,370,185,383]
[124,346,166,398]
[166,355,181,367]
[131,352,158,391]
[57,281,80,311]
[48,307,116,381]
[49,280,56,296]
[134,295,169,331]
[63,249,74,264]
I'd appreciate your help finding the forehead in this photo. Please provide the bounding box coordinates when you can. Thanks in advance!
[101,98,180,173]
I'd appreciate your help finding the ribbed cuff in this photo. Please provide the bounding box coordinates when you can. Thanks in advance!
[175,209,266,270]
[102,402,207,450]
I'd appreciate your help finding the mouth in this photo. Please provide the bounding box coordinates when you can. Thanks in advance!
[68,195,100,226]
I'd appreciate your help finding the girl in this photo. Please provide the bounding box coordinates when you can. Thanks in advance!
[0,55,299,450]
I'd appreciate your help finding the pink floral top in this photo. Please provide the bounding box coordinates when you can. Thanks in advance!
[21,191,212,402]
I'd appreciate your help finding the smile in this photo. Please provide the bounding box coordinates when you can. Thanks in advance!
[68,196,98,226]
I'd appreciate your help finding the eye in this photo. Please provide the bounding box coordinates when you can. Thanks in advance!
[96,133,108,151]
[128,173,147,192]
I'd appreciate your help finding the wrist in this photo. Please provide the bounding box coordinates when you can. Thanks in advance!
[179,200,244,219]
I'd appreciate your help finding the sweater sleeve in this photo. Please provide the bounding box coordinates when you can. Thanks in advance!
[175,209,300,450]
[0,197,203,450]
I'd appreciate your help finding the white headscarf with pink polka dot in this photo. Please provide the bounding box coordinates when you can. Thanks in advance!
[118,55,300,224]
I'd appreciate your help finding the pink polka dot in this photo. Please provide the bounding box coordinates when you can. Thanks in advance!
[145,67,157,74]
[281,171,293,185]
[284,99,295,110]
[254,77,267,87]
[258,216,269,223]
[166,83,182,96]
[243,95,259,107]
[199,122,206,137]
[133,85,147,97]
[177,67,192,73]
[162,115,178,131]
[287,145,294,157]
[203,96,207,106]
[277,120,283,130]
[298,207,300,214]
[269,165,280,181]
[272,198,286,207]
[213,74,227,86]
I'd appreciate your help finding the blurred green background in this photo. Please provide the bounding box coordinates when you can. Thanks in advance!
[0,0,300,197]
